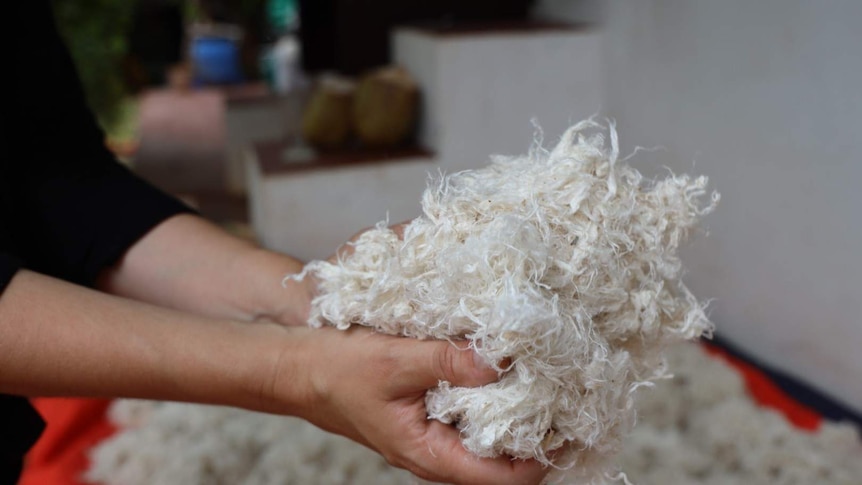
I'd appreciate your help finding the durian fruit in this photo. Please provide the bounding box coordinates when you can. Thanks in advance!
[353,66,419,148]
[301,74,355,149]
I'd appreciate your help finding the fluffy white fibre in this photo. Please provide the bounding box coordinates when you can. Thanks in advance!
[86,344,862,485]
[620,343,862,485]
[86,401,417,485]
[297,120,718,480]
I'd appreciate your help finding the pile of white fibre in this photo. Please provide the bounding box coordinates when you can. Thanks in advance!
[621,343,862,485]
[298,120,719,480]
[85,401,416,485]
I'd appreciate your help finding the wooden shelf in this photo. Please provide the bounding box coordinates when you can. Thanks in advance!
[254,140,434,176]
[402,19,590,38]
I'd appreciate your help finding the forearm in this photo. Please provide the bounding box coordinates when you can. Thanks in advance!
[97,214,311,326]
[0,272,547,484]
[0,270,304,413]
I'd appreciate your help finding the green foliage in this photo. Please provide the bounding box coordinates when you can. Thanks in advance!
[51,0,135,131]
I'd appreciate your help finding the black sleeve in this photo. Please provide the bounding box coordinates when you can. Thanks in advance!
[1,3,195,471]
[0,1,192,289]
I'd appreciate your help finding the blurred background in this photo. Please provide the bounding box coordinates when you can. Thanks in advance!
[55,0,861,426]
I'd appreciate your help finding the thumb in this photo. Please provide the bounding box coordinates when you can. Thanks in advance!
[392,339,500,394]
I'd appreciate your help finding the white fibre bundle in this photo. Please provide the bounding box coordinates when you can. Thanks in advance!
[298,120,719,481]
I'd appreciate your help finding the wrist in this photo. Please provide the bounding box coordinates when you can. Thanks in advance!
[238,247,311,326]
[155,318,311,414]
[241,324,317,416]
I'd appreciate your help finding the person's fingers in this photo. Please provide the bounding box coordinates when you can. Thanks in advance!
[330,222,408,262]
[408,420,548,485]
[391,339,499,393]
[389,221,409,239]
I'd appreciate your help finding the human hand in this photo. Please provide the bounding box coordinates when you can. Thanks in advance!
[267,325,549,485]
[331,221,408,260]
[271,222,549,483]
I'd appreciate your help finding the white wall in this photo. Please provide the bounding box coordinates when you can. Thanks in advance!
[394,27,603,172]
[539,0,862,411]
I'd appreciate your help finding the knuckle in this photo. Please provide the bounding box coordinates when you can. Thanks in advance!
[368,346,398,386]
[432,344,458,383]
[377,342,400,375]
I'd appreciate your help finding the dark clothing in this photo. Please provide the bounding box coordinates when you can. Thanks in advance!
[1,2,190,481]
[0,396,39,485]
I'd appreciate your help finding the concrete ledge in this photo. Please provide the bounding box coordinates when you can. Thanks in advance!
[246,141,436,260]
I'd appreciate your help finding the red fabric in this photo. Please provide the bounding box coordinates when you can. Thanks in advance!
[702,343,822,431]
[20,398,115,485]
[20,345,823,482]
